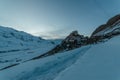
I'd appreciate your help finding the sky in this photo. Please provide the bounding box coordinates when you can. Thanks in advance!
[0,0,120,39]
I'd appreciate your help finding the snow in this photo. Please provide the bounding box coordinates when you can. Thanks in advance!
[55,35,120,80]
[0,26,91,80]
[0,26,61,72]
[0,26,61,49]
[0,26,120,80]
[0,46,90,80]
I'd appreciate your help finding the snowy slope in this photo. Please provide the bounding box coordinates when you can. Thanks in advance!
[0,46,90,80]
[0,26,61,71]
[0,17,120,80]
[1,34,120,80]
[0,26,43,48]
[55,35,120,80]
[0,26,61,50]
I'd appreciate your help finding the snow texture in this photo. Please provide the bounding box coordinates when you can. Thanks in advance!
[55,36,120,80]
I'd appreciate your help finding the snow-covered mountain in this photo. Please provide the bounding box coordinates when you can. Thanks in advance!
[0,26,50,48]
[0,26,61,71]
[36,15,120,59]
[55,34,120,80]
[29,31,89,60]
[0,14,120,80]
[0,29,120,80]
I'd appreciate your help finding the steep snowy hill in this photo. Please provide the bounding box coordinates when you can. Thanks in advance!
[0,26,61,71]
[55,35,120,80]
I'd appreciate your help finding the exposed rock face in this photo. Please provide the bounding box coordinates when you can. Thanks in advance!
[107,14,120,25]
[91,14,120,37]
[31,14,120,60]
[50,31,89,53]
[91,24,108,36]
[90,14,120,44]
[61,31,88,49]
[31,31,89,60]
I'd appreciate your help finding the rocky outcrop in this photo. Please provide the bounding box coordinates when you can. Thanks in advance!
[31,31,89,60]
[90,14,120,43]
[107,14,120,26]
[60,31,88,50]
[31,14,120,60]
[45,31,88,54]
[91,14,120,37]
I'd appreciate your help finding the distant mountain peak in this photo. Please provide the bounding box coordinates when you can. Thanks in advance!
[0,26,44,48]
[69,30,79,36]
[20,14,120,62]
[40,14,120,58]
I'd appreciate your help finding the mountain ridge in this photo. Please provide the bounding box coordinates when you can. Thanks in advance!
[0,14,120,69]
[0,14,120,80]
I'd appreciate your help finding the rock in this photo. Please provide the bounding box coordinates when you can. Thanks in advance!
[61,30,88,50]
[30,14,120,60]
[91,14,120,37]
[107,14,120,26]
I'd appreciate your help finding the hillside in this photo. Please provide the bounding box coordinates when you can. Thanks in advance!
[0,26,60,71]
[0,14,120,80]
[55,35,120,80]
[0,28,120,80]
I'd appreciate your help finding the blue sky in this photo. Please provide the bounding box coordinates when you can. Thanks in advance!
[0,0,120,39]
